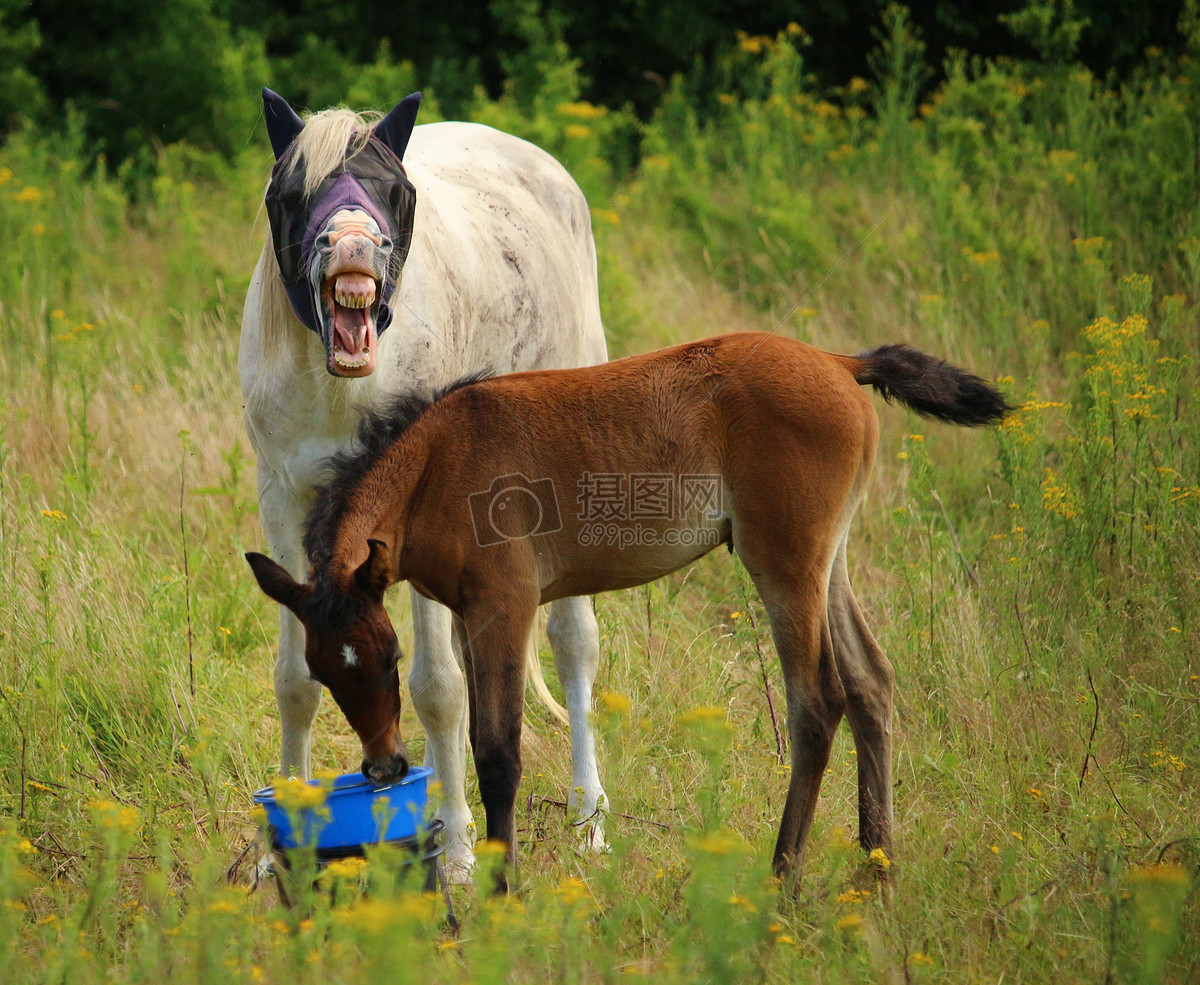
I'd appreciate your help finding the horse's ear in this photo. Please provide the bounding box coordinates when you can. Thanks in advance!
[355,539,393,599]
[373,92,422,160]
[246,552,312,613]
[262,88,305,161]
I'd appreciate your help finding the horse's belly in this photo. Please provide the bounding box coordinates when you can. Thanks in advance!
[538,518,731,601]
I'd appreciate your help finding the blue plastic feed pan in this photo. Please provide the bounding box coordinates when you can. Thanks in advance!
[253,766,432,852]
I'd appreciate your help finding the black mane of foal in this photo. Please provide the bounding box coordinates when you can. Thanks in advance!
[302,370,494,577]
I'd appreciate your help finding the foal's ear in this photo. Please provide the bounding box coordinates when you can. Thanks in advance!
[354,539,393,600]
[245,552,312,613]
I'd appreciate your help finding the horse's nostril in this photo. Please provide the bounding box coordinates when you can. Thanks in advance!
[395,756,410,780]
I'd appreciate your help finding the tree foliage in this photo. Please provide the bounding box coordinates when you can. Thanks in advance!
[0,0,1192,171]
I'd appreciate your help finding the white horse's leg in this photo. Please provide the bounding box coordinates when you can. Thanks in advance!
[408,590,476,882]
[546,595,608,851]
[257,466,323,778]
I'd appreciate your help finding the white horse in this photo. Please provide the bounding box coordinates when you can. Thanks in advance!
[239,90,610,878]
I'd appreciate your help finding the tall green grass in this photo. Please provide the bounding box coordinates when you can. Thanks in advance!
[1,9,1197,983]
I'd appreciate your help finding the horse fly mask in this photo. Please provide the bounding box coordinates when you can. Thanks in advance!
[262,88,421,376]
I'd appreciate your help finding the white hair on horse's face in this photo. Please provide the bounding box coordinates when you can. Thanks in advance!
[341,644,359,668]
[285,107,384,198]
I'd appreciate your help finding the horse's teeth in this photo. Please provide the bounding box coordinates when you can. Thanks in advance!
[335,291,370,309]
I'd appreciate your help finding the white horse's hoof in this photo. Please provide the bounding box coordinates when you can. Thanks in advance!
[442,845,477,886]
[573,819,611,855]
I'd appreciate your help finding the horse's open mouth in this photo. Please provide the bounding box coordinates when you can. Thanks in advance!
[325,271,380,375]
[313,208,392,377]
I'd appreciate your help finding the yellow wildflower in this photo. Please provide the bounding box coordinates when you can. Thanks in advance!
[726,893,757,912]
[1042,468,1080,520]
[688,829,748,856]
[599,691,632,716]
[336,895,434,933]
[679,705,728,727]
[827,826,856,851]
[556,876,594,906]
[322,856,369,881]
[557,101,606,120]
[88,799,140,832]
[272,777,328,811]
[1127,863,1187,887]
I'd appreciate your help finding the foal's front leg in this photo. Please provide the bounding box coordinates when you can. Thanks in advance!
[462,598,538,885]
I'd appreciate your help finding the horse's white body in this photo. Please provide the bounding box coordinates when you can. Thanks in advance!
[240,119,609,876]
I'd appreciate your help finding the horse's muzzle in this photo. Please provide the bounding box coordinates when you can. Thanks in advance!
[361,753,410,786]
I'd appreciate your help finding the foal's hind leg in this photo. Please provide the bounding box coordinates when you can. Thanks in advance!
[766,598,846,884]
[740,534,847,884]
[828,541,895,856]
[546,595,609,851]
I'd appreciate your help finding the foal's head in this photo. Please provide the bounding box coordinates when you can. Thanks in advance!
[246,545,410,784]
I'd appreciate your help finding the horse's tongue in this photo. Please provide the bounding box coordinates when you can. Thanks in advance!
[334,304,370,355]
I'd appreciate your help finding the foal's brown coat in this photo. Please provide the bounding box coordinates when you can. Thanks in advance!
[248,332,1008,881]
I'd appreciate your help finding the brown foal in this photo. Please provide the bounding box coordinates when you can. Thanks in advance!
[247,331,1008,884]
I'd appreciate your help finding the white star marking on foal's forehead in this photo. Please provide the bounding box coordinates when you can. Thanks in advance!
[342,644,359,668]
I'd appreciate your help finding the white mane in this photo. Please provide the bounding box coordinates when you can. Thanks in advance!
[282,107,384,197]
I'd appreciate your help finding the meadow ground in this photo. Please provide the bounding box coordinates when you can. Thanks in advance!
[1,27,1198,983]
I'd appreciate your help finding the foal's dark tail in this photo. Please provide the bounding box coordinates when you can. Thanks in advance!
[849,344,1011,427]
